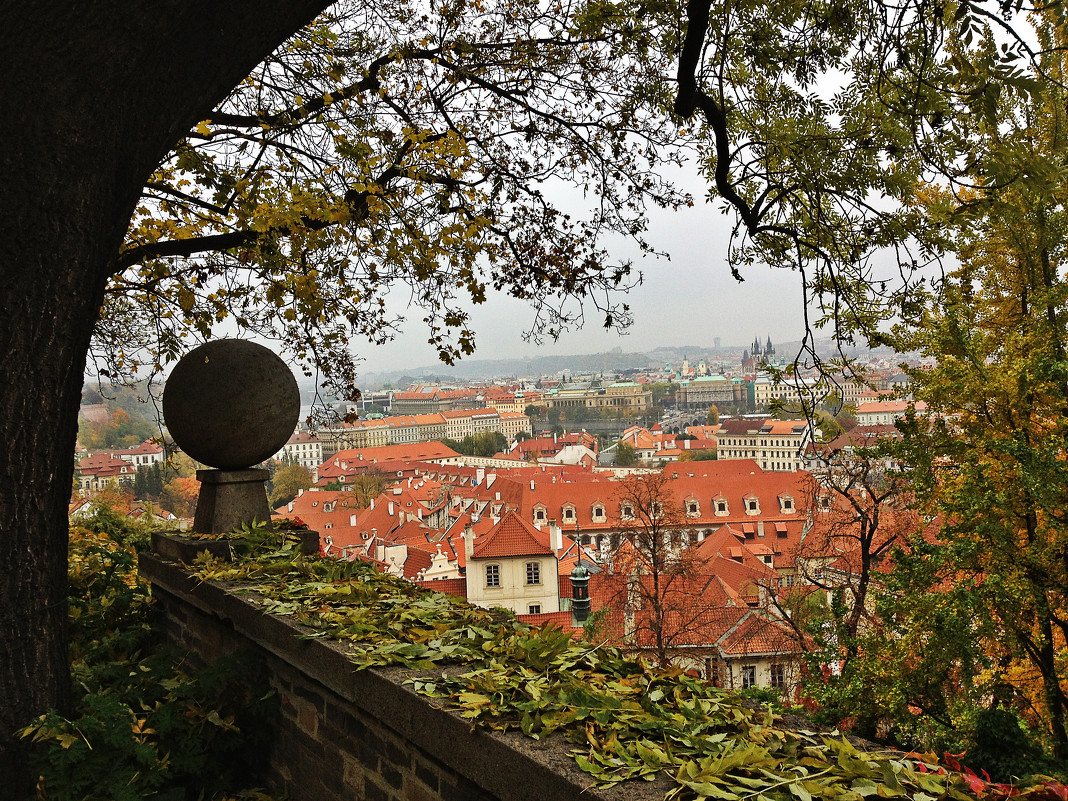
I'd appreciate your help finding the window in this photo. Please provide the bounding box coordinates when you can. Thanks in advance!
[715,500,728,515]
[563,506,575,520]
[687,501,699,516]
[593,505,605,519]
[780,496,794,512]
[741,665,757,688]
[528,604,541,614]
[705,658,720,685]
[534,508,546,522]
[526,561,541,585]
[770,663,785,688]
[621,504,634,519]
[746,498,759,514]
[485,564,500,587]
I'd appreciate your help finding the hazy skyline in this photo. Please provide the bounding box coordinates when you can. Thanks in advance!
[355,179,810,377]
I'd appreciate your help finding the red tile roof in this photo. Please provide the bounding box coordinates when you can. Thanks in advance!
[415,577,468,598]
[516,610,577,631]
[471,510,554,559]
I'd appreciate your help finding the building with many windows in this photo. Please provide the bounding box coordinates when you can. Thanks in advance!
[676,375,734,408]
[715,418,816,472]
[542,380,652,412]
[390,386,483,415]
[316,409,531,456]
[273,431,324,476]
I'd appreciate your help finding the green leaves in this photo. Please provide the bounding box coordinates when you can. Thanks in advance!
[181,523,1022,801]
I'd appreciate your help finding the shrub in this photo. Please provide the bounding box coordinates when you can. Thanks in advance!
[21,528,279,800]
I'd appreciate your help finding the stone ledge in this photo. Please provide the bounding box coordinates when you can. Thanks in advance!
[150,529,320,564]
[139,552,673,801]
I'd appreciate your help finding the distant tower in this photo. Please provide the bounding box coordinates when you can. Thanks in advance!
[742,348,750,364]
[714,337,721,349]
[766,336,775,356]
[752,336,762,357]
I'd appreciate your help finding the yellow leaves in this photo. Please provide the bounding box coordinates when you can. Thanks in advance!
[194,120,212,136]
[177,288,195,313]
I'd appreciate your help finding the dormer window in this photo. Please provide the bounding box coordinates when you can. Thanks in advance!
[592,504,606,521]
[745,497,760,515]
[621,504,635,519]
[686,499,700,517]
[714,498,729,516]
[534,506,547,523]
[562,505,575,521]
[779,495,794,513]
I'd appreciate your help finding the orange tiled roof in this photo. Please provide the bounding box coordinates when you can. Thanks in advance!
[855,400,927,414]
[718,611,803,655]
[516,610,577,631]
[415,577,468,598]
[471,510,554,559]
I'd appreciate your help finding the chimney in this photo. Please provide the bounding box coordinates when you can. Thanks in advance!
[350,514,357,526]
[417,508,423,519]
[370,497,375,509]
[464,522,475,559]
[388,501,394,515]
[530,480,535,491]
[476,467,485,485]
[549,519,562,555]
[495,492,501,501]
[287,502,294,513]
[486,473,496,489]
[685,440,691,450]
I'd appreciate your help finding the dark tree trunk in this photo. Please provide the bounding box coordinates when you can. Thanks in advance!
[0,1,330,790]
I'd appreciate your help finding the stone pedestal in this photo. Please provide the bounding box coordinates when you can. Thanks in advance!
[193,468,272,535]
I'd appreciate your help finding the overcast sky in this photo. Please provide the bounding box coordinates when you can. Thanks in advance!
[356,176,809,376]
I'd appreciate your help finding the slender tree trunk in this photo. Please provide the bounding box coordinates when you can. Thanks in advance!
[0,1,331,789]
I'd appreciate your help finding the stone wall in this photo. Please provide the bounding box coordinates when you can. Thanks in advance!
[140,552,669,801]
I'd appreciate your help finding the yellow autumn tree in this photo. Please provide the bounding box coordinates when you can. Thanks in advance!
[891,18,1068,759]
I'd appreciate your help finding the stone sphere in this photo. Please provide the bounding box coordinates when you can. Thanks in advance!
[163,340,299,469]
